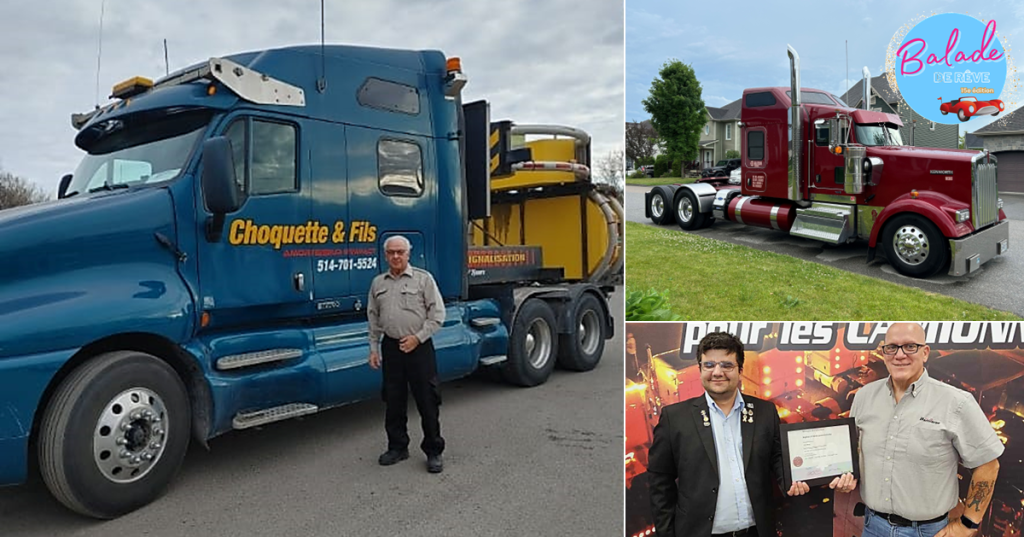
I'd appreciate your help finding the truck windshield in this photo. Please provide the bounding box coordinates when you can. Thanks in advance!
[66,108,212,197]
[855,124,904,147]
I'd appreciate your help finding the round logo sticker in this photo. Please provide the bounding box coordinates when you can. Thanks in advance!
[792,456,803,468]
[889,13,1007,125]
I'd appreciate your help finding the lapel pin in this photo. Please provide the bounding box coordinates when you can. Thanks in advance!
[701,410,710,427]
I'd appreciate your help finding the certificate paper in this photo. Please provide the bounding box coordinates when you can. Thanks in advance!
[780,417,859,489]
[787,425,854,482]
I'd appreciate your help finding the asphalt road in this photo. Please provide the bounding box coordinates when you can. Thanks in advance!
[0,289,624,536]
[626,184,1024,317]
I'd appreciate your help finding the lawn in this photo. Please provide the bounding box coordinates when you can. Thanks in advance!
[625,221,1022,320]
[625,176,698,187]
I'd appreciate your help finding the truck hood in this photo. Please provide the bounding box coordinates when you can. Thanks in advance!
[0,188,178,283]
[865,146,980,174]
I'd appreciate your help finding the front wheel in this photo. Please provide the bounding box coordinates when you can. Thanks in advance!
[881,214,949,278]
[557,293,607,372]
[503,299,559,387]
[38,351,191,519]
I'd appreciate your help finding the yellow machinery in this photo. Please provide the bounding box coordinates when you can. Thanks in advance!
[471,124,623,284]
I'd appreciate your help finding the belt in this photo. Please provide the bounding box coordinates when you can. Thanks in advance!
[871,509,947,527]
[712,528,757,537]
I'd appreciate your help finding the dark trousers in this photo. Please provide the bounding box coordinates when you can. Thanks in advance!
[381,336,444,456]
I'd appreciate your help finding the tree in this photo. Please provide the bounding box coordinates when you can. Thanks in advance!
[642,60,705,165]
[595,147,624,193]
[625,121,658,165]
[0,171,49,210]
[958,134,965,149]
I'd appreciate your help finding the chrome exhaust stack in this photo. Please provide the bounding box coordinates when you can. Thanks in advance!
[862,67,871,110]
[787,45,801,201]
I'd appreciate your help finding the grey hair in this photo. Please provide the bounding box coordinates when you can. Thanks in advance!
[384,235,412,251]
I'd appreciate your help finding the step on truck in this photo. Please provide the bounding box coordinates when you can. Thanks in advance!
[0,45,622,518]
[645,45,1008,278]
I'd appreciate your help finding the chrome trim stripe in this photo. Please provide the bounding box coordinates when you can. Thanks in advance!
[734,197,748,225]
[471,317,502,327]
[216,348,303,371]
[770,206,781,230]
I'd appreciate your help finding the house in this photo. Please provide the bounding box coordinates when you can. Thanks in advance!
[839,76,959,149]
[968,107,1024,193]
[700,100,742,169]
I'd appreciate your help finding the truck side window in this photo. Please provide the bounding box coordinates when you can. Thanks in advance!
[378,139,424,196]
[745,92,777,107]
[358,78,420,115]
[815,124,829,146]
[251,120,298,195]
[747,131,765,160]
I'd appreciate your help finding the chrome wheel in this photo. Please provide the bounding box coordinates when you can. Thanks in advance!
[94,387,169,483]
[524,318,553,369]
[677,196,694,223]
[578,309,602,356]
[651,194,665,219]
[893,225,930,266]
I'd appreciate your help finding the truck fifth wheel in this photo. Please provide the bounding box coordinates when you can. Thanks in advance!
[0,45,621,518]
[646,46,1008,278]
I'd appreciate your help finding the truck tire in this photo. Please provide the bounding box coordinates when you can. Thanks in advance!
[674,189,707,231]
[38,351,191,519]
[648,187,673,225]
[503,299,559,387]
[557,293,606,372]
[881,214,950,278]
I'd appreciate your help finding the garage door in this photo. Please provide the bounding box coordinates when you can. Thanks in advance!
[996,151,1024,193]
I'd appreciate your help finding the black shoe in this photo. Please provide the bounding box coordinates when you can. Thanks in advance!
[427,453,444,473]
[378,449,409,466]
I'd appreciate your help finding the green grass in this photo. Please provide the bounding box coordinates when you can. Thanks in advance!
[625,176,698,186]
[625,221,1022,320]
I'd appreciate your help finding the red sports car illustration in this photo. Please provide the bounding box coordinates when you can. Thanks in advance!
[939,96,1005,122]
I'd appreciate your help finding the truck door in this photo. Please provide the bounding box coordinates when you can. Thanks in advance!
[810,119,847,194]
[344,126,436,302]
[196,114,313,325]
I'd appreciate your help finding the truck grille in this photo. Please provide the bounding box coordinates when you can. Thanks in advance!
[972,154,998,229]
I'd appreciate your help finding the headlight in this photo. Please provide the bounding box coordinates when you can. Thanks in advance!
[955,208,970,223]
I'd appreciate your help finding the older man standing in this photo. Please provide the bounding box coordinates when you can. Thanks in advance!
[851,322,1003,537]
[368,235,446,473]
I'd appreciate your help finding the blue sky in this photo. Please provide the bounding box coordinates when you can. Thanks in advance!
[626,0,1024,138]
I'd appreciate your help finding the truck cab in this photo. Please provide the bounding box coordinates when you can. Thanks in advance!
[645,46,1008,278]
[0,45,618,519]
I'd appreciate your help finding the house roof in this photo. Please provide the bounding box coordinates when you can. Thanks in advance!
[973,106,1024,135]
[964,133,983,149]
[706,98,742,121]
[839,76,901,108]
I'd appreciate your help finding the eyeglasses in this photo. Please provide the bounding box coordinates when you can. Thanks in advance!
[881,343,924,355]
[385,249,408,256]
[701,361,737,371]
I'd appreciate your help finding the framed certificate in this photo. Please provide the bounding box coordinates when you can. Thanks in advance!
[780,418,859,489]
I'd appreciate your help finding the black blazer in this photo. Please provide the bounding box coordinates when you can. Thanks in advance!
[647,394,786,537]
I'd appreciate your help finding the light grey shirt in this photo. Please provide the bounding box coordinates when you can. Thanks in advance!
[850,368,1003,520]
[705,392,756,533]
[367,265,445,353]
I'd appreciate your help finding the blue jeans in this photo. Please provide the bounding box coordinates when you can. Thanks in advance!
[862,508,948,537]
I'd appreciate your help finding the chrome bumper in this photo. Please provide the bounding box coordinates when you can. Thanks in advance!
[948,220,1009,276]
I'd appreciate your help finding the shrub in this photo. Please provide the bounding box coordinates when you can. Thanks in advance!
[626,288,684,321]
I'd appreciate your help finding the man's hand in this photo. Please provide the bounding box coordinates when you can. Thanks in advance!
[935,518,976,537]
[399,335,420,353]
[787,481,810,496]
[828,473,857,493]
[369,351,381,370]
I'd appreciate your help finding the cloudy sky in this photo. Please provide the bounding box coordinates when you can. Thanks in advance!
[0,0,624,194]
[627,0,1024,137]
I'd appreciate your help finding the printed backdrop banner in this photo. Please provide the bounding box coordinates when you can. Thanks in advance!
[625,322,1023,537]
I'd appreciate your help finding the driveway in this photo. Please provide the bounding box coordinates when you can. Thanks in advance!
[626,184,1024,317]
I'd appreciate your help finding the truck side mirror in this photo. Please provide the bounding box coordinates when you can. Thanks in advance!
[201,136,242,214]
[829,116,851,154]
[57,174,73,199]
[201,136,243,242]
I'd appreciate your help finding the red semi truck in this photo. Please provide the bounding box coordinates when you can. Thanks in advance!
[645,46,1009,278]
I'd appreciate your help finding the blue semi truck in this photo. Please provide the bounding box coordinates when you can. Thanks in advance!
[0,45,621,518]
